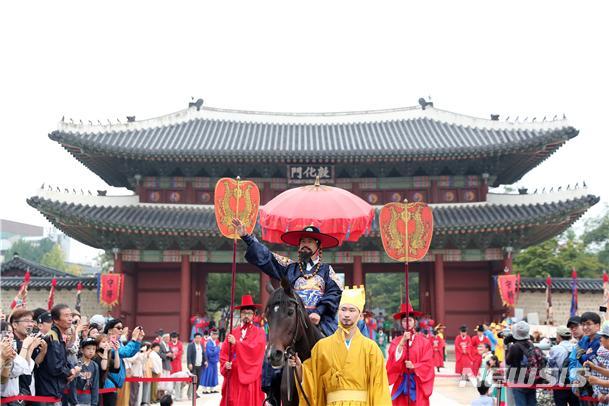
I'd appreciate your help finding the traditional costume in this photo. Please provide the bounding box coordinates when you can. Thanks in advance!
[298,286,392,405]
[431,333,445,370]
[200,329,220,392]
[386,303,435,406]
[454,326,474,376]
[242,225,343,336]
[169,339,184,373]
[470,326,492,377]
[219,295,266,406]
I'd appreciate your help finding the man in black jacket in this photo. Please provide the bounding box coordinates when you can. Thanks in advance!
[35,304,81,405]
[186,333,207,399]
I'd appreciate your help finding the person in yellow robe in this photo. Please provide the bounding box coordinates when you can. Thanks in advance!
[289,285,392,405]
[493,322,506,364]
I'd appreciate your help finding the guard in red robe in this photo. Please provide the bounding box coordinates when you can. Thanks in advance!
[470,325,492,377]
[431,331,445,372]
[454,325,473,379]
[387,303,435,406]
[169,332,184,373]
[219,295,266,406]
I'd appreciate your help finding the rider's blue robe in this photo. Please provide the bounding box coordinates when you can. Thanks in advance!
[242,234,342,337]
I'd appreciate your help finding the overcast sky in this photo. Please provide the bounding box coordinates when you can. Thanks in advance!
[1,1,607,264]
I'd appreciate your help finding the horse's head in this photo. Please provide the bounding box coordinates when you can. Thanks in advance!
[265,278,304,368]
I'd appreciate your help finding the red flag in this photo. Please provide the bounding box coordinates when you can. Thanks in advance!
[498,275,518,307]
[99,274,122,306]
[10,271,31,309]
[47,277,57,310]
[75,282,83,313]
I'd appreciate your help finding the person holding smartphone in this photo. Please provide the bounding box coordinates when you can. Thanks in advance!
[101,319,144,406]
[9,309,47,398]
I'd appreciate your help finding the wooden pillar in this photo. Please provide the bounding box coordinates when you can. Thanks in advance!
[260,273,271,307]
[180,255,191,340]
[353,255,363,287]
[434,254,446,323]
[201,270,208,315]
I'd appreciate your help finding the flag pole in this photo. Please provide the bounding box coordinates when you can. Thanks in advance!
[225,176,241,406]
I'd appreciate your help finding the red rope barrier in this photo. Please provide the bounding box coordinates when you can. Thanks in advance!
[0,376,195,404]
[126,376,193,382]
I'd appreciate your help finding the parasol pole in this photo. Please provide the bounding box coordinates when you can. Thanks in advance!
[403,200,411,406]
[225,176,241,406]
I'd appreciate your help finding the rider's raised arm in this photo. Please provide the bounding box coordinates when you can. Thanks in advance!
[242,234,292,280]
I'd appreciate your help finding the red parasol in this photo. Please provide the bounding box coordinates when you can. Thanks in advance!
[259,177,374,245]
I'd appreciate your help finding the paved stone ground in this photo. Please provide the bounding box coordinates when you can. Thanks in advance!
[171,361,480,405]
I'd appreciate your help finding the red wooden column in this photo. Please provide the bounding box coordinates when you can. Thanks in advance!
[260,273,271,307]
[180,254,191,340]
[434,254,446,324]
[353,255,363,287]
[201,270,208,315]
[112,253,123,319]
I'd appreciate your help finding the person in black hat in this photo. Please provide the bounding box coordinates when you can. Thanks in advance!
[232,219,343,337]
[567,315,584,342]
[36,311,53,335]
[69,337,100,406]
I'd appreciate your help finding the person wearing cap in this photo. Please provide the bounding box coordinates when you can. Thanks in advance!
[548,326,579,405]
[386,302,435,405]
[233,219,343,337]
[69,337,100,406]
[568,312,601,400]
[585,323,609,403]
[567,316,584,342]
[37,311,53,335]
[454,325,474,380]
[219,295,266,406]
[289,286,391,405]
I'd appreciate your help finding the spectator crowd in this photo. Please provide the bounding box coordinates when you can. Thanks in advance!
[0,305,221,405]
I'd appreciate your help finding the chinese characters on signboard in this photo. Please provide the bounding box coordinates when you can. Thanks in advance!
[287,165,334,184]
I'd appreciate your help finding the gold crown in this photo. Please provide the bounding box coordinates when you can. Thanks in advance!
[339,285,366,312]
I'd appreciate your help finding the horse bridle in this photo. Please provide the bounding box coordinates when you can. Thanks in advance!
[264,296,312,406]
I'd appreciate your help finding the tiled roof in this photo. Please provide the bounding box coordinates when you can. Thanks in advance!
[49,105,577,188]
[27,192,598,250]
[0,276,97,290]
[1,256,78,278]
[519,277,604,292]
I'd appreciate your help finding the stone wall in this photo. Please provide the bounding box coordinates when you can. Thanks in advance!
[1,289,107,317]
[516,290,604,325]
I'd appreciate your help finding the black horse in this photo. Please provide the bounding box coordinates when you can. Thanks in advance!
[264,279,323,406]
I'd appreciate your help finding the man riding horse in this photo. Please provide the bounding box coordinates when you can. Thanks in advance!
[232,219,343,336]
[232,219,343,405]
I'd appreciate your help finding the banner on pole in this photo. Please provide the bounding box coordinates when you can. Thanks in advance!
[498,275,518,307]
[99,274,123,307]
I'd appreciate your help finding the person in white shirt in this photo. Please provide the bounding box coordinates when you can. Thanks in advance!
[126,342,149,406]
[0,322,38,399]
[471,382,494,406]
[186,333,206,400]
[143,343,164,405]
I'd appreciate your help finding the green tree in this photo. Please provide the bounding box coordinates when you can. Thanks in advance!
[95,251,114,273]
[5,238,55,263]
[365,273,419,315]
[40,244,67,272]
[206,273,260,313]
[514,233,604,278]
[583,207,609,268]
[66,263,83,276]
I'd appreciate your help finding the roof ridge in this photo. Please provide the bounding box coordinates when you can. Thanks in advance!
[55,104,571,134]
